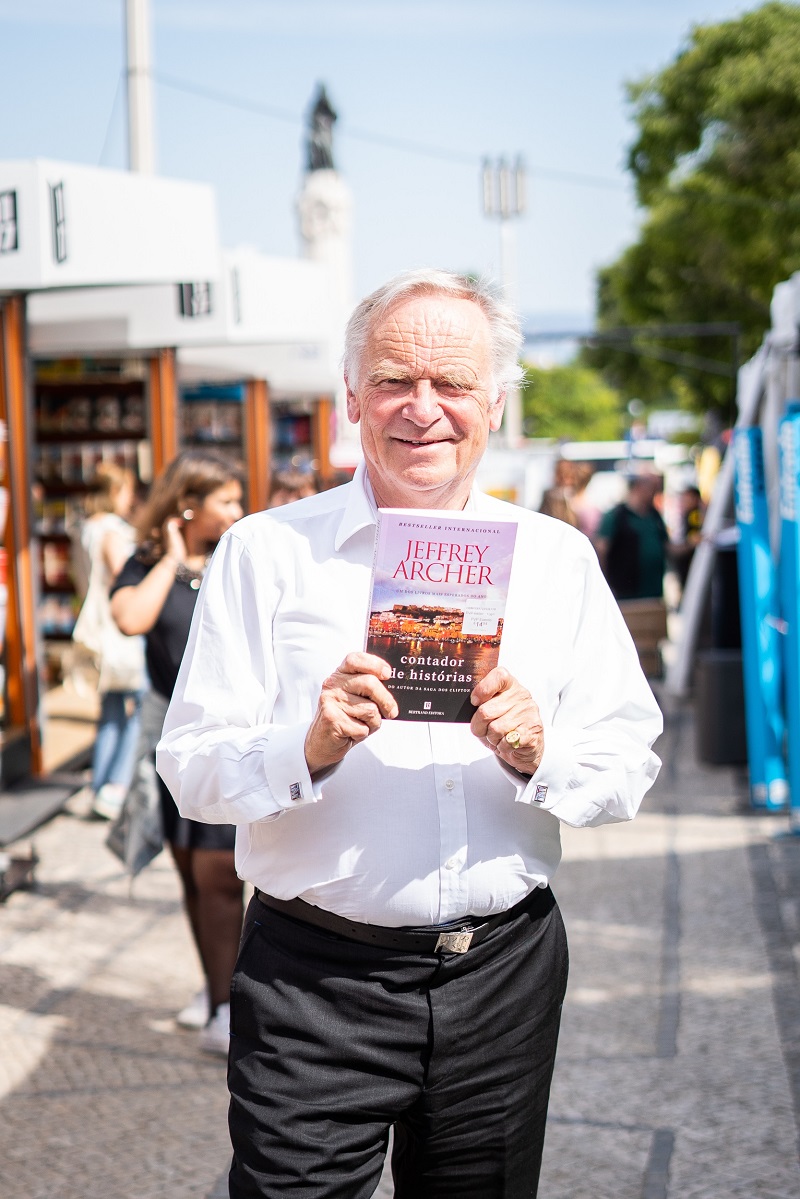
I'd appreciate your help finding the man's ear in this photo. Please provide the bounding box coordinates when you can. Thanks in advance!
[345,376,361,425]
[489,388,506,433]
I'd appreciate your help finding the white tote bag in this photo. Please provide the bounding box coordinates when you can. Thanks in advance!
[72,517,146,693]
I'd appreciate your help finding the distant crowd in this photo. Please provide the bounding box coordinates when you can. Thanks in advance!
[539,456,706,606]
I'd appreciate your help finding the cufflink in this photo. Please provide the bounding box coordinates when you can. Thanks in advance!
[534,784,548,804]
[289,782,303,802]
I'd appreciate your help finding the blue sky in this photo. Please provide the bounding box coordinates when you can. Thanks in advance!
[1,0,755,322]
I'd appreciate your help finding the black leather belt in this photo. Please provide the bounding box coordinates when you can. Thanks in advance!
[254,887,551,955]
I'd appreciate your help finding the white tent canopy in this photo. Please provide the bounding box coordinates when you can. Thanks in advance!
[0,159,218,291]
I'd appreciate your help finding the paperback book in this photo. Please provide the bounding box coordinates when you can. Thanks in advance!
[365,508,518,722]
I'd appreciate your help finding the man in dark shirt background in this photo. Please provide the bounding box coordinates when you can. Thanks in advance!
[596,469,668,601]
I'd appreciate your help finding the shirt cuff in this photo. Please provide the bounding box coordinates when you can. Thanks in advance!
[512,724,575,809]
[261,722,320,812]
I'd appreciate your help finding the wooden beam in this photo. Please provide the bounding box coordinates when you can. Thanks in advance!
[0,296,42,773]
[244,379,271,515]
[149,348,178,478]
[313,395,334,485]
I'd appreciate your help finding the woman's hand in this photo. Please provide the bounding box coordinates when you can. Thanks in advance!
[164,517,188,565]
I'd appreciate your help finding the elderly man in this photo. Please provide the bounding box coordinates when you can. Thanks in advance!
[157,269,662,1198]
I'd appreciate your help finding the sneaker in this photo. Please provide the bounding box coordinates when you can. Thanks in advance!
[92,783,127,821]
[176,987,210,1030]
[67,784,96,819]
[199,1002,230,1057]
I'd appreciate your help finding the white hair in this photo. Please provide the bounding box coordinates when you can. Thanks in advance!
[343,268,524,398]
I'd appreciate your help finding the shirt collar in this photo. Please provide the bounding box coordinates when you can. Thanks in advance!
[334,460,485,551]
[334,461,378,551]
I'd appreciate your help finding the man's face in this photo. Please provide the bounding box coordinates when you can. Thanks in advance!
[346,294,504,510]
[631,474,662,508]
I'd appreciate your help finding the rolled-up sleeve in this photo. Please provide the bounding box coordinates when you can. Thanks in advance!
[156,531,317,824]
[513,549,663,827]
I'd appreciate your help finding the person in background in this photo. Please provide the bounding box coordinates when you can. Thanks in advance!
[595,468,669,601]
[669,484,705,593]
[71,462,146,822]
[570,461,602,542]
[538,458,579,526]
[110,450,245,1055]
[268,467,320,507]
[157,268,662,1197]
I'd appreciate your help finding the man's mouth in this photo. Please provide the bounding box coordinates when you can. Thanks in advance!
[396,437,447,447]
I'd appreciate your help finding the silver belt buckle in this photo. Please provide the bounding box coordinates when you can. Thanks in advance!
[435,927,474,954]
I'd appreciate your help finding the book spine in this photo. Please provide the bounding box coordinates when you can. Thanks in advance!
[363,513,382,654]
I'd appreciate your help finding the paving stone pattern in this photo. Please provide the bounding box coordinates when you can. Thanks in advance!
[1,691,799,1197]
[542,692,800,1199]
[0,812,230,1199]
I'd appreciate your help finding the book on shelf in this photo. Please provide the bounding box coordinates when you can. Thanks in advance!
[365,508,518,722]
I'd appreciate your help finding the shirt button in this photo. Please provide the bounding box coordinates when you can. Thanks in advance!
[445,779,455,790]
[444,857,457,870]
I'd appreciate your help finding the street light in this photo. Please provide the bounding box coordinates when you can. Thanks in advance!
[482,156,526,446]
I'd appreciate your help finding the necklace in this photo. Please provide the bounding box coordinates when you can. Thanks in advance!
[175,555,211,590]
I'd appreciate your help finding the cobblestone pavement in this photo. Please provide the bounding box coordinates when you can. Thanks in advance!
[542,689,800,1199]
[2,692,800,1197]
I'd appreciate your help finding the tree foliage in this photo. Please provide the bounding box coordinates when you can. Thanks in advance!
[586,2,800,415]
[520,363,624,441]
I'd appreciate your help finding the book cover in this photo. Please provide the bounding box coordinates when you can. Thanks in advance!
[365,509,518,722]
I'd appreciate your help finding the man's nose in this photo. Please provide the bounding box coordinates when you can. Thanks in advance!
[402,379,442,422]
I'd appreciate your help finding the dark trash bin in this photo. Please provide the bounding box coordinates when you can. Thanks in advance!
[710,543,741,650]
[695,648,747,766]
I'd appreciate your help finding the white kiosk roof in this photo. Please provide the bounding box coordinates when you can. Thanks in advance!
[177,341,338,395]
[0,159,218,291]
[27,247,340,393]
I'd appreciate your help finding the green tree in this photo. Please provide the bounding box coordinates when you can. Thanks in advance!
[586,2,800,416]
[520,363,624,441]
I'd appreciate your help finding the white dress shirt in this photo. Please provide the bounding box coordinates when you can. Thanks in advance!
[157,462,662,927]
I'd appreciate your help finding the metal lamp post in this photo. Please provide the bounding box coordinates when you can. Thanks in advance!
[482,156,526,446]
[126,0,156,174]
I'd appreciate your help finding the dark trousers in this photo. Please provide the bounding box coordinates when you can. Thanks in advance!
[228,887,568,1199]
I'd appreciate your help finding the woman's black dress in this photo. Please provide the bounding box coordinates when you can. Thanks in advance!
[112,553,236,851]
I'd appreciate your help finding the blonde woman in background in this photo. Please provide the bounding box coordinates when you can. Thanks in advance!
[570,461,602,542]
[71,462,147,821]
[538,458,579,527]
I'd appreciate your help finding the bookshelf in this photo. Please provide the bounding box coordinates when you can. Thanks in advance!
[181,382,245,453]
[180,384,334,512]
[32,363,149,686]
[273,396,335,486]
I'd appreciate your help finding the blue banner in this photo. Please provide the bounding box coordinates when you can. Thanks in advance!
[733,427,788,809]
[779,406,800,826]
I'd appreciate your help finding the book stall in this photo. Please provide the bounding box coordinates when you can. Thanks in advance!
[667,272,800,821]
[0,158,218,784]
[30,247,340,517]
[174,247,341,499]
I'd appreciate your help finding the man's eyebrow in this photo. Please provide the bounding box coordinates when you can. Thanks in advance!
[366,362,479,386]
[436,367,479,386]
[367,362,412,383]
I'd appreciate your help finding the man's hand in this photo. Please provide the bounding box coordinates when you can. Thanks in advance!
[305,652,399,777]
[470,667,544,776]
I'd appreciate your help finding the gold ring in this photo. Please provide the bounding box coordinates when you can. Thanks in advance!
[505,729,521,749]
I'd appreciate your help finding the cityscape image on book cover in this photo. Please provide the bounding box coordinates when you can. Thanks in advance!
[367,609,504,722]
